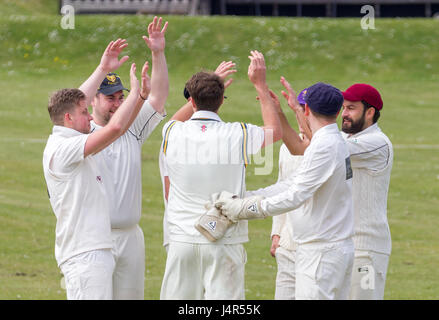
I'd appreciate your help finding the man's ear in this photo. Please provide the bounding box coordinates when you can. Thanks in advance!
[366,106,375,121]
[190,97,197,112]
[304,104,311,116]
[63,112,72,126]
[91,94,98,108]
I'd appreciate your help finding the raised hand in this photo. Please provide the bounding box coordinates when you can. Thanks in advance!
[99,39,129,73]
[248,50,267,89]
[129,63,140,94]
[280,76,301,113]
[143,16,168,53]
[214,61,237,89]
[140,61,151,99]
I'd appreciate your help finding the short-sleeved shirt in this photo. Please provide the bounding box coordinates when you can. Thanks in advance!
[90,100,166,229]
[43,126,113,266]
[161,110,265,244]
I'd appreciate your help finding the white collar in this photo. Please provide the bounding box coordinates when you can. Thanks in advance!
[52,125,85,137]
[190,110,222,122]
[312,123,339,140]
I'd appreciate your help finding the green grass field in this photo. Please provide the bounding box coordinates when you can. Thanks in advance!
[0,0,438,300]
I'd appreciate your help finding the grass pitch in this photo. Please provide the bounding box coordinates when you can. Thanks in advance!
[0,0,438,299]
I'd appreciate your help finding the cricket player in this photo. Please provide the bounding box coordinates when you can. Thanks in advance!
[159,51,282,299]
[89,17,169,299]
[214,81,355,300]
[268,88,308,300]
[43,40,143,299]
[341,84,393,300]
[158,61,236,254]
[267,82,393,299]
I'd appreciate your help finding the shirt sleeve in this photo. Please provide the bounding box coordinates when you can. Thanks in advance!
[48,134,89,176]
[261,141,337,216]
[271,213,286,238]
[159,149,168,177]
[161,120,178,155]
[129,99,167,144]
[245,123,265,155]
[346,133,390,171]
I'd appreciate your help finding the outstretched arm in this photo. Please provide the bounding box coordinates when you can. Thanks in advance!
[278,77,311,155]
[248,50,282,147]
[84,63,140,157]
[79,39,129,106]
[128,61,152,126]
[143,16,169,115]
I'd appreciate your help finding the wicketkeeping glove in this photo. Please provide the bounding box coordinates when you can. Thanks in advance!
[195,192,235,242]
[214,194,267,223]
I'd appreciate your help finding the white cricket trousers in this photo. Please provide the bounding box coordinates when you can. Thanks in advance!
[111,224,145,300]
[349,250,389,300]
[295,238,354,300]
[160,242,246,300]
[60,249,115,300]
[274,247,296,300]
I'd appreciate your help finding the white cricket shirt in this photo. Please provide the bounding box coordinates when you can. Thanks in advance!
[342,123,393,255]
[259,123,354,244]
[158,149,170,247]
[162,110,265,244]
[271,143,303,251]
[91,100,166,229]
[43,126,113,266]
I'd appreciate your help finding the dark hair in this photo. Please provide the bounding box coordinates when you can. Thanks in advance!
[48,88,85,125]
[362,100,380,123]
[309,108,338,121]
[185,72,224,112]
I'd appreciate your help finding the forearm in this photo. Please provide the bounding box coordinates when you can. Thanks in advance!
[148,51,168,115]
[256,85,282,144]
[170,101,193,121]
[126,96,147,131]
[261,183,312,217]
[83,91,139,157]
[280,112,307,155]
[79,65,107,106]
[108,87,140,132]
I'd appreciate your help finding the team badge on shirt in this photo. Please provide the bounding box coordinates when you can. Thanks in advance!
[201,125,207,132]
[345,157,353,180]
[96,176,103,183]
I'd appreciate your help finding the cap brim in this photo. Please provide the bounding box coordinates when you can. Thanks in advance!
[98,85,129,96]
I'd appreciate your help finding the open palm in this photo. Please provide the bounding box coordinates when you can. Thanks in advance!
[100,39,129,73]
[143,16,168,53]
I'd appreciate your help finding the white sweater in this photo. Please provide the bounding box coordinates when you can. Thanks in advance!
[342,123,393,255]
[270,144,303,251]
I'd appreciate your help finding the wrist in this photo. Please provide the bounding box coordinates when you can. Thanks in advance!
[254,83,269,93]
[97,64,110,75]
[151,49,165,57]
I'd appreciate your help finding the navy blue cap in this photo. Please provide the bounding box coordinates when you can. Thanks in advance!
[304,82,343,116]
[98,73,129,95]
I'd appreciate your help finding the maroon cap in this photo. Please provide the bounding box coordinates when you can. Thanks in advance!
[342,84,383,111]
